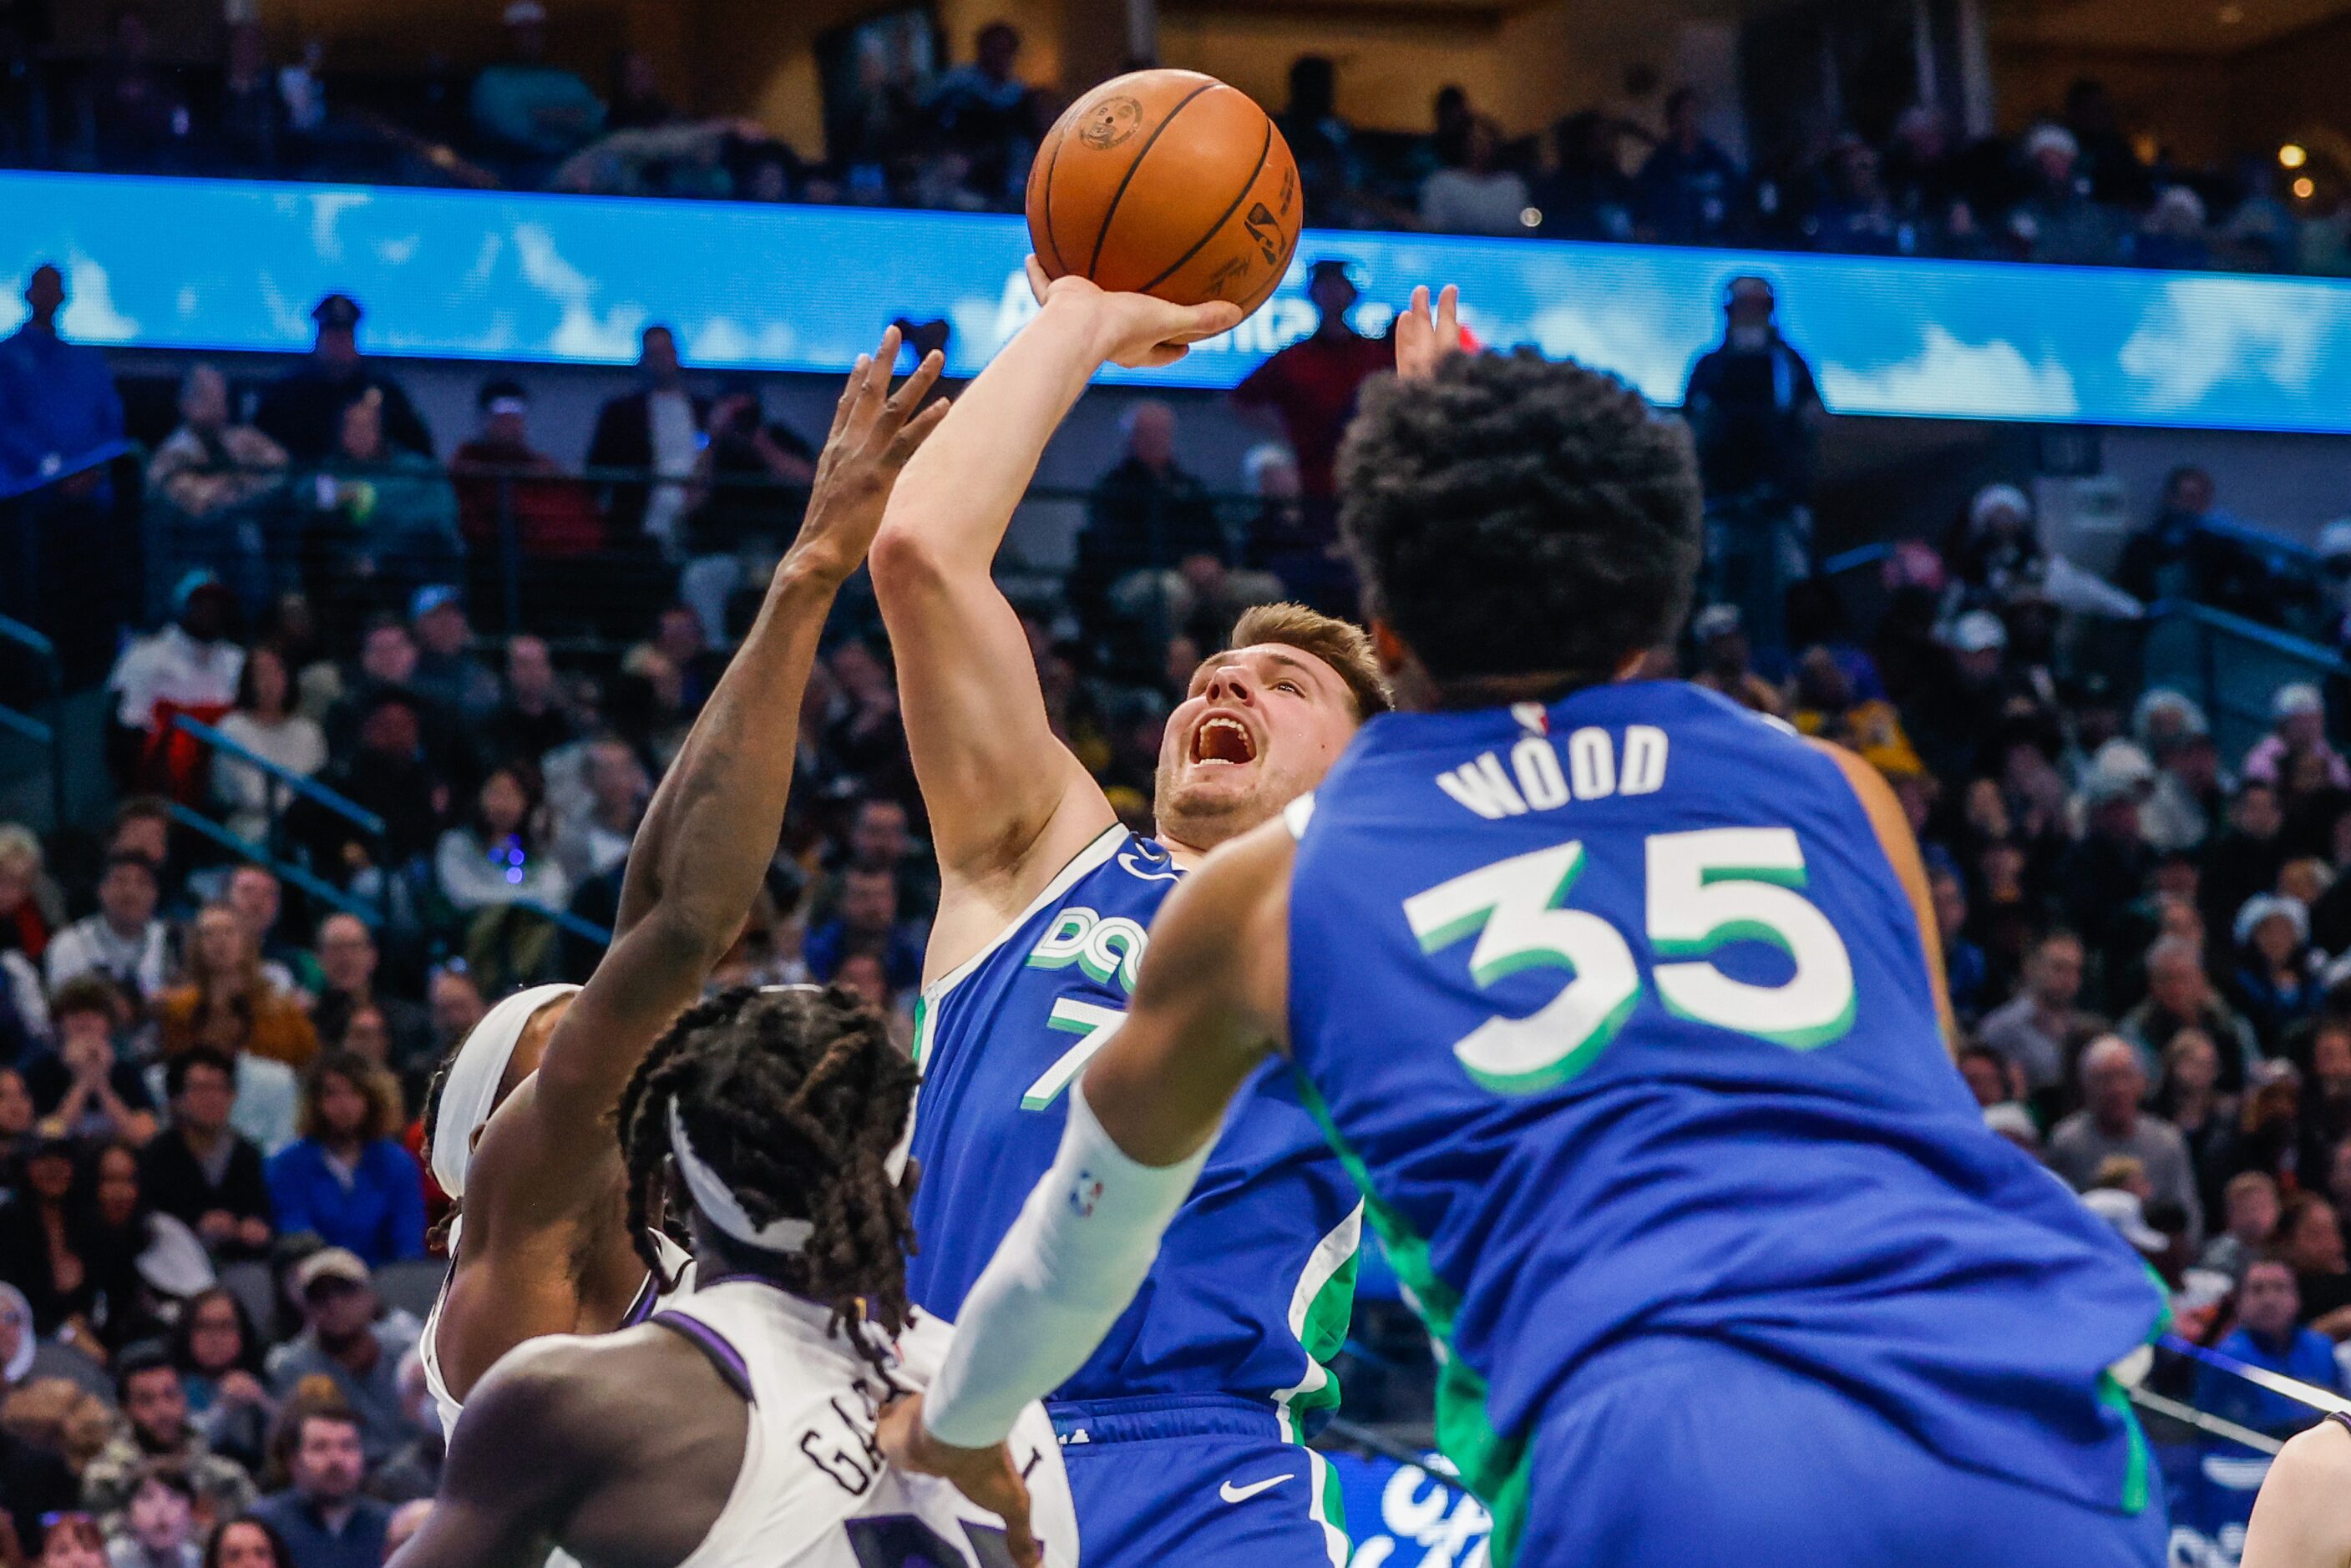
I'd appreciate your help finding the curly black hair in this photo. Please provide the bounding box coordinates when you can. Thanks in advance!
[616,985,920,1374]
[1337,349,1704,690]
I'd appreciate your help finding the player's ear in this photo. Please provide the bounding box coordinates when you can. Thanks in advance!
[1370,618,1410,676]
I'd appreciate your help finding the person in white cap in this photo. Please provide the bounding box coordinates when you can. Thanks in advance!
[415,332,947,1440]
[2242,682,2350,791]
[469,1,604,163]
[388,987,1075,1568]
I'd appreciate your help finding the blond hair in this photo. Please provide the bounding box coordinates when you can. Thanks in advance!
[1228,603,1392,720]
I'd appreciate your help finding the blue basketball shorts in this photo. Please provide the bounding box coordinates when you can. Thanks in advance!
[1048,1394,1348,1568]
[1515,1335,2169,1567]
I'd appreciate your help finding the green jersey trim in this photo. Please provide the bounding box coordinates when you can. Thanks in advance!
[1292,1070,1533,1566]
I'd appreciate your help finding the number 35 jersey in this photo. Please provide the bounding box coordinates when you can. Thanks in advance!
[1284,681,2166,1520]
[906,827,1363,1431]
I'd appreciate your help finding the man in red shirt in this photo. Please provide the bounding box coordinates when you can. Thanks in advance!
[1231,260,1393,611]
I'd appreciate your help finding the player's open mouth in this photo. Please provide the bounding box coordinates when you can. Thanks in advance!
[1192,715,1258,766]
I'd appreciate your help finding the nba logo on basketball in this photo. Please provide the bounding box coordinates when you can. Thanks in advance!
[1069,1173,1105,1217]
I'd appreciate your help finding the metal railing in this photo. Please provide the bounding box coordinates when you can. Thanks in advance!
[0,610,67,830]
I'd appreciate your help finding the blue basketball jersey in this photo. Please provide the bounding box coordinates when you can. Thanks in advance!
[1284,682,2167,1552]
[909,826,1363,1434]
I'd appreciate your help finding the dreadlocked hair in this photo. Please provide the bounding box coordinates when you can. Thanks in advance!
[616,984,920,1374]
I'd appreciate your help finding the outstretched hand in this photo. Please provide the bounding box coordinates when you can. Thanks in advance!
[1026,256,1244,371]
[785,326,951,587]
[876,1393,1041,1568]
[1395,284,1462,382]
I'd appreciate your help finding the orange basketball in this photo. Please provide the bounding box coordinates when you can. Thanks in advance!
[1026,68,1301,318]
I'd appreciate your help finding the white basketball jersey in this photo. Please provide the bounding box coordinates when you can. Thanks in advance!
[657,1277,1077,1568]
[420,1218,699,1439]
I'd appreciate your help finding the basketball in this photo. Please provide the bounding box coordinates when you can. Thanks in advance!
[1026,68,1301,317]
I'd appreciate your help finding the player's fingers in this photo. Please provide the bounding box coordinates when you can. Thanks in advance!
[1407,284,1431,328]
[995,1471,1041,1568]
[884,349,946,429]
[1026,255,1051,306]
[1170,301,1244,344]
[884,397,952,467]
[1436,283,1461,340]
[850,326,902,429]
[827,354,870,443]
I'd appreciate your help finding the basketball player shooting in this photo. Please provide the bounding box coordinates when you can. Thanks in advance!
[389,984,1077,1568]
[886,335,2172,1567]
[414,331,947,1433]
[863,275,1456,1566]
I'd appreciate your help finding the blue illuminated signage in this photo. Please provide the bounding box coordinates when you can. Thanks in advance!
[5,170,2350,432]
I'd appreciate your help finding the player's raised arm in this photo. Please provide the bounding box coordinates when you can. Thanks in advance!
[483,335,948,1192]
[869,263,1239,964]
[877,817,1294,1535]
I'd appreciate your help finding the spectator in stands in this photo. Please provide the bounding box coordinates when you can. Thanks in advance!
[1686,604,1786,716]
[2060,78,2152,210]
[1683,275,1822,668]
[104,1464,201,1568]
[253,296,431,463]
[2198,1169,2280,1280]
[249,1402,388,1568]
[2153,1025,2234,1203]
[448,378,604,589]
[2308,1022,2351,1158]
[803,866,924,995]
[2114,465,2272,619]
[0,258,125,491]
[678,382,816,644]
[2049,1034,2204,1244]
[1072,401,1247,656]
[605,50,674,133]
[587,325,706,556]
[433,762,565,918]
[210,646,327,848]
[302,392,462,620]
[479,635,574,766]
[1233,259,1391,513]
[2278,1191,2351,1328]
[35,1514,109,1568]
[87,8,189,174]
[263,1260,413,1469]
[1975,928,2101,1100]
[2055,752,2156,964]
[2009,124,2123,266]
[817,797,937,928]
[210,19,283,178]
[83,1347,256,1530]
[2229,893,2321,1051]
[2202,779,2287,947]
[107,573,245,797]
[2193,1257,2341,1432]
[147,366,290,595]
[156,906,318,1071]
[366,1352,440,1506]
[200,1519,290,1568]
[1530,112,1637,242]
[2131,186,2212,271]
[404,589,499,721]
[921,20,1033,208]
[2135,689,2219,855]
[171,1288,273,1474]
[308,917,425,1079]
[1808,134,1903,255]
[26,976,155,1144]
[266,1055,422,1267]
[296,689,445,885]
[1420,116,1530,236]
[139,1049,271,1261]
[1637,88,1743,245]
[2119,932,2259,1088]
[1274,57,1366,228]
[469,1,602,167]
[2243,683,2350,791]
[0,1064,35,1171]
[423,969,484,1069]
[1930,867,1991,1021]
[224,867,307,999]
[0,822,58,964]
[0,1136,94,1335]
[45,855,169,1004]
[550,738,643,889]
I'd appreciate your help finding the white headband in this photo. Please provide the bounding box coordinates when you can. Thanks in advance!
[429,983,580,1198]
[668,1099,816,1252]
[664,984,920,1252]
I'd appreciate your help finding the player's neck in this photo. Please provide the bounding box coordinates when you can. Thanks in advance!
[1423,669,1614,712]
[1153,835,1208,871]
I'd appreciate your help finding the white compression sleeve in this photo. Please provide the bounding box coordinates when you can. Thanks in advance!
[923,1077,1212,1449]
